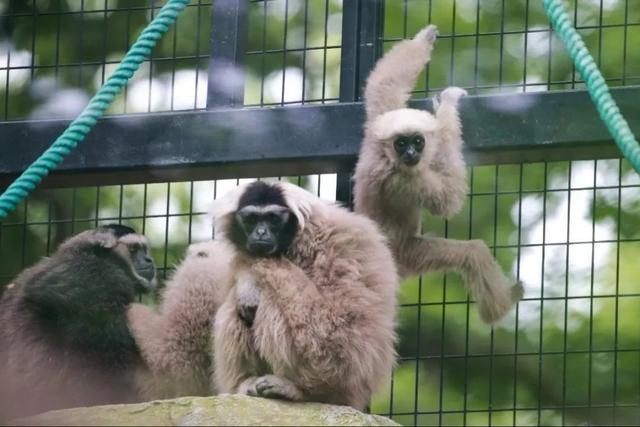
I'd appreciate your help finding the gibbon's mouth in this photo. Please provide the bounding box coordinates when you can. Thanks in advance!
[400,154,421,166]
[247,241,277,256]
[137,266,156,282]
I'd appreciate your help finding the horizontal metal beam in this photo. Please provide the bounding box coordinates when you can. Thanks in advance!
[1,87,638,189]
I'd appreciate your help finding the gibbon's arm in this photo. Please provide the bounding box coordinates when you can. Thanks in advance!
[396,236,523,323]
[249,258,374,372]
[422,86,469,218]
[364,25,438,120]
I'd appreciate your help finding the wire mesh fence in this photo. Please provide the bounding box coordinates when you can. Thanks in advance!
[1,0,639,425]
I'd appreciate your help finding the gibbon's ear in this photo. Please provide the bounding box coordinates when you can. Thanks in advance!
[370,108,440,141]
[274,182,321,231]
[209,183,248,235]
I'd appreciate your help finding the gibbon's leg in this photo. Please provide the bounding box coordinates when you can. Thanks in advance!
[396,236,523,323]
[365,24,438,120]
[213,293,264,394]
[421,86,470,218]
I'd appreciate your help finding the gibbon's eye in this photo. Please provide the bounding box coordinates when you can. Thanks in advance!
[394,137,409,152]
[412,135,425,151]
[264,212,284,227]
[240,213,258,227]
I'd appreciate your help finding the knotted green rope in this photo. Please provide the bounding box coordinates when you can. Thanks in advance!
[0,0,189,219]
[543,0,640,174]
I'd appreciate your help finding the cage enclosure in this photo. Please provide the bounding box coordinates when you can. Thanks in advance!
[0,0,639,425]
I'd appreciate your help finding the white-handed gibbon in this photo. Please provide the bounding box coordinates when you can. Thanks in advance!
[353,24,523,323]
[127,239,234,399]
[0,225,156,420]
[211,181,398,411]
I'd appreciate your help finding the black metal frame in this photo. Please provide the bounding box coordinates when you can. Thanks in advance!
[0,87,636,189]
[1,2,640,426]
[0,0,637,193]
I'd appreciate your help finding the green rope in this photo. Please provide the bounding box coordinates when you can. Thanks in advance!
[0,0,189,219]
[543,0,640,174]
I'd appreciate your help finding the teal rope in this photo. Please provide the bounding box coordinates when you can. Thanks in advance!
[0,0,189,219]
[543,0,640,174]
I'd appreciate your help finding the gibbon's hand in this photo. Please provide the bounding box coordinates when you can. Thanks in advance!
[414,24,439,46]
[439,86,467,104]
[88,229,119,249]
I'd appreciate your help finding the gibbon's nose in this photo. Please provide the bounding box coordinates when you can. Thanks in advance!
[401,148,420,166]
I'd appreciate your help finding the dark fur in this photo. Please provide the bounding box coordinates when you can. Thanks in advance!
[0,226,152,420]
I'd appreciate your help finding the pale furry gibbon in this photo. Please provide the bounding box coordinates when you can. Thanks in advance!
[353,24,523,323]
[211,181,398,411]
[127,239,234,399]
[0,225,156,420]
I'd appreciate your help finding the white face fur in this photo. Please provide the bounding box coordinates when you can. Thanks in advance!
[370,108,441,168]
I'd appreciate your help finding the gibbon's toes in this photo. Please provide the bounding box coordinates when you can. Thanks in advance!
[414,24,439,45]
[254,375,302,401]
[511,281,525,302]
[440,86,468,104]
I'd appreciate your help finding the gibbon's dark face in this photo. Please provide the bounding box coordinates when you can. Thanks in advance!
[102,224,157,290]
[230,182,299,257]
[393,133,425,166]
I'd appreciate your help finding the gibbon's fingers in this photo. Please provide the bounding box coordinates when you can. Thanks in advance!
[364,24,439,120]
[437,86,468,108]
[396,236,522,323]
[413,24,439,45]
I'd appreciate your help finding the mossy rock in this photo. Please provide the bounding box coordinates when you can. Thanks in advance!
[14,394,400,426]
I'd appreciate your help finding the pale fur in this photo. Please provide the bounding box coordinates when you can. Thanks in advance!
[353,24,523,324]
[127,240,234,399]
[212,182,399,411]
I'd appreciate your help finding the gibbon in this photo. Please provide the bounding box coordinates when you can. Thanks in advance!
[127,239,234,399]
[211,181,398,411]
[0,225,156,420]
[353,24,523,323]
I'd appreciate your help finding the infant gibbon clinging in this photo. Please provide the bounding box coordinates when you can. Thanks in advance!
[353,24,523,323]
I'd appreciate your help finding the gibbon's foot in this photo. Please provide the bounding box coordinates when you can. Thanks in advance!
[239,375,303,401]
[414,24,439,45]
[472,271,524,324]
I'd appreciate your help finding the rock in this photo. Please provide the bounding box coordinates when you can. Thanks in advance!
[13,394,399,426]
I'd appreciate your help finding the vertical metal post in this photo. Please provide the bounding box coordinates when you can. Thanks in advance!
[336,0,383,206]
[206,0,249,109]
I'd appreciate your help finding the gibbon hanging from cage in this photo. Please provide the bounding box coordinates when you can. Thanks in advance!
[353,24,523,324]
